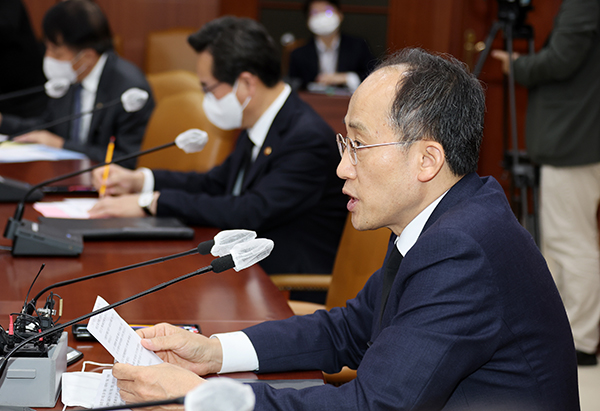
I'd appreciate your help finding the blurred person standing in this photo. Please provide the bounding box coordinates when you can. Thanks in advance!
[493,0,600,365]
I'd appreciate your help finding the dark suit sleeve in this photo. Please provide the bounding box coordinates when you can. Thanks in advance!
[154,102,335,231]
[514,0,599,87]
[242,232,508,410]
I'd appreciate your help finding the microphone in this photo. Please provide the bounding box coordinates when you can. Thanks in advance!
[0,78,70,103]
[3,128,209,256]
[7,87,149,140]
[81,378,255,411]
[23,229,257,315]
[0,238,274,384]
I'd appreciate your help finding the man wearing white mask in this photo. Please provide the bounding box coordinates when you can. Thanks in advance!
[89,16,347,281]
[0,0,154,169]
[288,0,375,92]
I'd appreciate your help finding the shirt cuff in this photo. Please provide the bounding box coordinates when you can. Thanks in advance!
[137,167,155,194]
[211,331,259,374]
[345,72,361,92]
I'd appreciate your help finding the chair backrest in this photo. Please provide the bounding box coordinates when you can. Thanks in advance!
[147,70,200,104]
[137,90,237,172]
[145,28,197,74]
[325,215,391,310]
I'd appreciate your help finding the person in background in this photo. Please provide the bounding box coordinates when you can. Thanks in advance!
[0,0,154,168]
[288,0,375,92]
[88,16,347,281]
[492,0,600,366]
[111,48,579,410]
[0,0,48,118]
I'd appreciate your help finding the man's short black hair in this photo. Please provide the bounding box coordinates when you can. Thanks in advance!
[188,16,281,88]
[376,48,485,176]
[43,0,113,54]
[303,0,342,17]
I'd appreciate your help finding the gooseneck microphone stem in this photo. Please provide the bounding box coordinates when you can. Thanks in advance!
[0,85,46,102]
[80,397,185,411]
[9,141,175,224]
[0,259,231,379]
[8,99,122,140]
[27,247,199,312]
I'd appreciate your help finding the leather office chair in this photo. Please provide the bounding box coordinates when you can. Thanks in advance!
[270,214,390,385]
[145,28,197,74]
[147,70,200,104]
[137,90,237,172]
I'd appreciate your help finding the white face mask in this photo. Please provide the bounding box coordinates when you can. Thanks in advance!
[61,371,103,408]
[308,11,341,37]
[43,53,85,84]
[202,80,251,130]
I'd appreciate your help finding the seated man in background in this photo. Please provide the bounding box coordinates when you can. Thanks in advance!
[89,16,347,277]
[288,0,375,92]
[0,0,154,169]
[112,48,579,410]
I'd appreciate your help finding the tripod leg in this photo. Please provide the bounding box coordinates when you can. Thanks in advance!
[473,20,503,77]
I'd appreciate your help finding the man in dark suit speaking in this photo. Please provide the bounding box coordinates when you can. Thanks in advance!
[0,0,154,169]
[111,49,579,410]
[89,17,347,276]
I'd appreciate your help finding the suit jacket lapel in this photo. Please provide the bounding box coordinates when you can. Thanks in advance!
[240,93,295,192]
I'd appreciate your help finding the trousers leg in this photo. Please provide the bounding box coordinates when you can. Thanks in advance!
[540,163,600,353]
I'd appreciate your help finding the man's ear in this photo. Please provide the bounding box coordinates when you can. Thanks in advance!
[238,71,257,98]
[417,140,445,183]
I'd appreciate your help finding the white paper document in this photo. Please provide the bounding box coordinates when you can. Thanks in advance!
[0,142,88,163]
[87,296,163,407]
[87,296,163,366]
[93,369,127,408]
[33,198,98,218]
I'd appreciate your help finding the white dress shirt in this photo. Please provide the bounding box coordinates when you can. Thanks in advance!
[314,36,361,92]
[77,53,108,143]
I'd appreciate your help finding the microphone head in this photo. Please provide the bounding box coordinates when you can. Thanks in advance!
[230,238,274,272]
[121,88,149,112]
[184,378,255,411]
[44,79,70,98]
[175,129,209,153]
[211,230,257,257]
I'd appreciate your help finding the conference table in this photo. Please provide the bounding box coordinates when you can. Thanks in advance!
[0,159,322,409]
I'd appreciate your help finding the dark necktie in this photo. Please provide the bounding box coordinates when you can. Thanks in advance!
[232,133,254,196]
[70,83,83,142]
[378,245,403,326]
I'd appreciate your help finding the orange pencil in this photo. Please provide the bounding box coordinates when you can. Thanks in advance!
[98,136,115,197]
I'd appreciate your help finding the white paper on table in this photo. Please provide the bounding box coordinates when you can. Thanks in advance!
[0,142,88,162]
[87,296,163,366]
[33,198,98,218]
[93,369,128,408]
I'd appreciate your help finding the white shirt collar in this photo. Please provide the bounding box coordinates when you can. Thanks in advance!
[315,35,341,53]
[247,83,291,159]
[395,190,449,256]
[81,53,108,93]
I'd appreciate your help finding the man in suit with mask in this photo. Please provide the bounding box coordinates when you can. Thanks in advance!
[0,0,154,168]
[89,16,347,278]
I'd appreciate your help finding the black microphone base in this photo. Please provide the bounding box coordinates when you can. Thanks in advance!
[0,176,43,203]
[10,219,83,256]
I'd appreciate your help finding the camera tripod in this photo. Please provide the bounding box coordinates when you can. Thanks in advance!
[473,12,540,245]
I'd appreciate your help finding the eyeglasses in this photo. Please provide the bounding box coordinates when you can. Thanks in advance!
[201,81,222,94]
[336,133,411,165]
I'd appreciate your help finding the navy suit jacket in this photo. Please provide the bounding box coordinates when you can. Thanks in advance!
[0,51,154,169]
[243,173,579,410]
[288,34,375,89]
[153,91,347,275]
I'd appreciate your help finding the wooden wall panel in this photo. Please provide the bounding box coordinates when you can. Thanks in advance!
[21,0,220,70]
[220,0,259,19]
